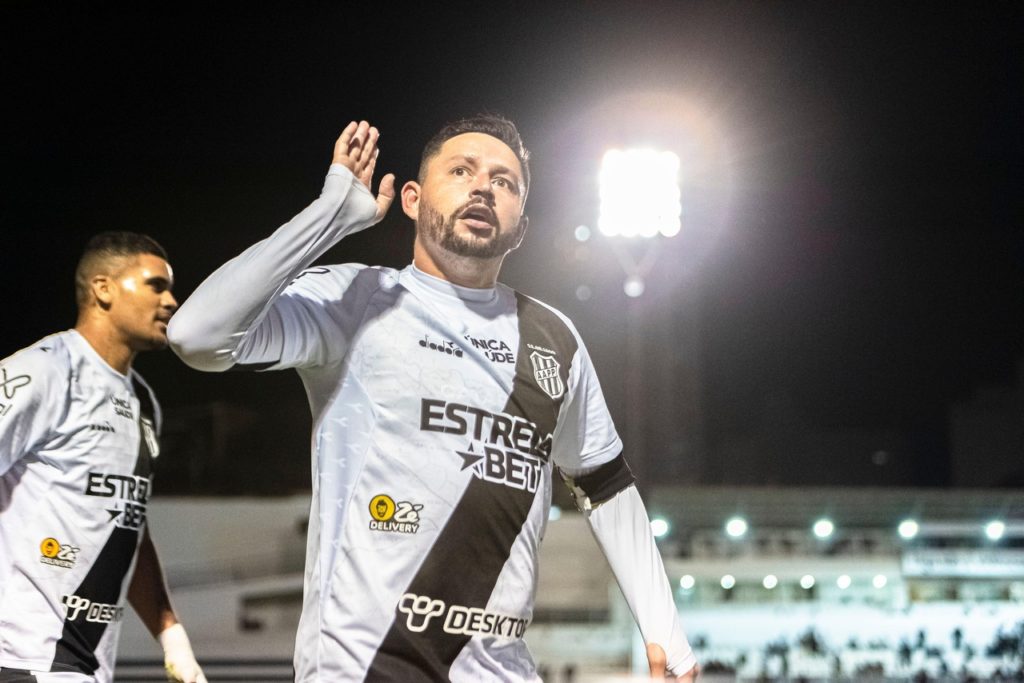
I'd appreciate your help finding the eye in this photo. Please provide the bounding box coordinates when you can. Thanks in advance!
[452,167,469,177]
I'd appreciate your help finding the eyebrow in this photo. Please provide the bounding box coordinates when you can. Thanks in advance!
[445,154,522,189]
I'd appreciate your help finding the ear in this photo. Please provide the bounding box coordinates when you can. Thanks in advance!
[401,180,421,221]
[90,275,115,310]
[511,214,529,250]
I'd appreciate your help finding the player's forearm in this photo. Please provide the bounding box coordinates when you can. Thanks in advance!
[168,164,376,371]
[128,528,178,637]
[586,486,697,676]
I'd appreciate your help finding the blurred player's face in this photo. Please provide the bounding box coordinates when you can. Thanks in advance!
[108,254,178,351]
[410,133,527,261]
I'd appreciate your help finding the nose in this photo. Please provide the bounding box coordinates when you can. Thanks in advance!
[163,291,178,311]
[469,174,496,201]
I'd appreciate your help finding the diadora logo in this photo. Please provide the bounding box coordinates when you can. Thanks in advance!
[464,335,516,364]
[110,396,133,420]
[88,421,116,433]
[39,537,79,569]
[421,399,551,493]
[419,334,464,358]
[85,472,150,530]
[62,595,124,624]
[397,593,528,639]
[368,494,423,534]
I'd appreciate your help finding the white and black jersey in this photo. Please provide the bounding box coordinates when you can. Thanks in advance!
[0,331,160,683]
[169,164,695,680]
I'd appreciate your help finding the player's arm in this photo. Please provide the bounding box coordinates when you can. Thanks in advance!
[167,120,395,372]
[569,475,698,681]
[552,339,697,680]
[128,527,207,683]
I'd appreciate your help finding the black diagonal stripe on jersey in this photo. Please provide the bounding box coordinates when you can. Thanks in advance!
[365,293,578,681]
[50,377,157,674]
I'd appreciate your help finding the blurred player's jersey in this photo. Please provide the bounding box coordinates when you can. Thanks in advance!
[231,262,622,681]
[0,330,159,683]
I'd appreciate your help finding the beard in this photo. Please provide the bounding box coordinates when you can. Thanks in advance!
[418,201,522,259]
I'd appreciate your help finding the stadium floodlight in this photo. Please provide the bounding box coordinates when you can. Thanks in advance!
[679,575,696,590]
[898,519,919,540]
[873,574,888,589]
[725,516,748,538]
[650,518,670,538]
[985,520,1006,541]
[762,574,778,590]
[598,148,681,238]
[836,575,852,590]
[799,575,816,590]
[720,574,736,590]
[813,518,835,539]
[548,505,562,522]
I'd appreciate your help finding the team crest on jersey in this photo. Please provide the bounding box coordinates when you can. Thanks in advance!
[39,537,79,569]
[368,494,423,534]
[529,351,564,399]
[141,417,159,458]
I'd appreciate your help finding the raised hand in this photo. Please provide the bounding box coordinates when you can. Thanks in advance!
[332,120,396,223]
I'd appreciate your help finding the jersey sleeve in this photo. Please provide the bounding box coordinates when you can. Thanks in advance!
[168,164,382,372]
[550,336,624,476]
[0,345,68,476]
[586,486,697,677]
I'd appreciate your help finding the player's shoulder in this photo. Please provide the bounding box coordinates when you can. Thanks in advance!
[0,331,75,404]
[504,286,583,340]
[286,263,395,298]
[1,330,74,377]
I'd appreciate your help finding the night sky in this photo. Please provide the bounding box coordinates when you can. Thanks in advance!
[3,3,1021,493]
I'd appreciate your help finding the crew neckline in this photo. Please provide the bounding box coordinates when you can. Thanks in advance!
[405,263,498,304]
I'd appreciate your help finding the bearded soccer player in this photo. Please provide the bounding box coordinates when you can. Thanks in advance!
[169,118,698,681]
[0,233,206,683]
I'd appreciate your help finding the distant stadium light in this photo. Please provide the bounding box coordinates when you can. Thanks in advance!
[873,574,888,589]
[623,276,645,298]
[898,519,919,540]
[548,505,562,522]
[725,516,749,538]
[650,518,670,538]
[985,520,1006,541]
[836,575,852,590]
[813,518,835,539]
[598,148,681,238]
[720,574,736,590]
[679,575,696,590]
[800,575,816,590]
[762,574,778,590]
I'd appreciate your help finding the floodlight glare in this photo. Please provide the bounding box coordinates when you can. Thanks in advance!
[623,276,645,298]
[985,520,1006,541]
[725,517,748,538]
[898,519,919,540]
[873,574,888,589]
[813,519,835,539]
[720,574,736,590]
[574,225,592,242]
[679,575,696,590]
[800,575,816,590]
[548,505,562,522]
[836,575,852,590]
[598,148,681,238]
[650,518,670,538]
[763,574,778,590]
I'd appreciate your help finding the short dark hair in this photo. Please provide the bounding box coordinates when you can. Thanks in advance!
[419,114,530,199]
[75,231,168,308]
